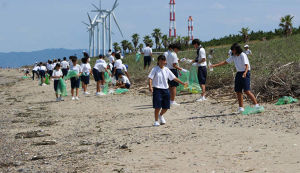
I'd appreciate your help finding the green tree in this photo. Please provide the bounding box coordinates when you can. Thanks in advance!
[121,40,130,53]
[279,15,294,37]
[143,35,153,47]
[182,36,190,47]
[152,28,162,49]
[131,33,140,52]
[240,27,250,43]
[161,34,169,49]
[113,42,119,52]
[128,42,134,53]
[138,43,144,52]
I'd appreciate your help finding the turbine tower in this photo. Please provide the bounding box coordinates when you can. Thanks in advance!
[169,0,176,38]
[188,16,194,41]
[82,13,98,57]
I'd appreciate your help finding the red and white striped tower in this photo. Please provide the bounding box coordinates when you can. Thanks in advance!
[169,0,176,38]
[188,16,194,41]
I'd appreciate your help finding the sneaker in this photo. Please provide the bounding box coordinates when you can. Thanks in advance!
[255,104,260,108]
[196,96,207,102]
[95,92,100,96]
[171,101,180,106]
[99,92,106,96]
[238,107,245,113]
[42,83,46,86]
[72,97,75,100]
[153,121,160,127]
[75,97,79,101]
[159,115,166,125]
[59,97,64,101]
[56,98,60,102]
[84,92,90,95]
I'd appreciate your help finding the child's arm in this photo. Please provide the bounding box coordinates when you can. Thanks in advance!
[242,64,249,78]
[173,63,183,71]
[125,71,130,79]
[173,78,188,87]
[210,61,228,68]
[148,78,153,93]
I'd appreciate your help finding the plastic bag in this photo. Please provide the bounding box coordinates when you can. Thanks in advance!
[135,52,141,62]
[22,76,29,79]
[177,66,202,94]
[45,74,50,85]
[115,88,129,94]
[275,96,298,105]
[176,70,190,94]
[64,70,78,80]
[104,72,111,83]
[242,106,265,115]
[56,78,68,96]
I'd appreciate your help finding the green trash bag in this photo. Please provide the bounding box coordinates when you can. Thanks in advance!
[177,70,190,94]
[115,88,129,94]
[45,74,50,85]
[104,72,111,83]
[56,78,68,96]
[242,106,265,115]
[275,96,298,105]
[64,70,78,80]
[22,76,29,79]
[135,52,141,62]
[188,66,202,94]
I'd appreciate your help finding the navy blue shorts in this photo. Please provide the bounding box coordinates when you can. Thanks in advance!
[235,71,251,92]
[48,70,53,77]
[125,83,131,89]
[93,68,100,81]
[54,80,59,92]
[39,70,46,78]
[81,75,90,85]
[168,69,179,87]
[115,69,123,80]
[62,69,68,77]
[70,77,80,89]
[197,66,207,85]
[144,56,152,67]
[153,88,170,109]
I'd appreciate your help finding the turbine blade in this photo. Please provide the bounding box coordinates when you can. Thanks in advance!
[82,21,89,26]
[87,13,92,24]
[112,12,124,37]
[91,3,100,10]
[111,0,118,11]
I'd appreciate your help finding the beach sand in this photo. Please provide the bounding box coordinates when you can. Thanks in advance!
[0,69,299,172]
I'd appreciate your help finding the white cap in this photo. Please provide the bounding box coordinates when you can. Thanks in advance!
[244,45,249,48]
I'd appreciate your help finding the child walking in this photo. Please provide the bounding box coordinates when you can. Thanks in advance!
[52,64,64,102]
[210,43,260,113]
[148,55,187,127]
[80,57,92,95]
[39,62,47,86]
[70,56,82,100]
[93,61,109,95]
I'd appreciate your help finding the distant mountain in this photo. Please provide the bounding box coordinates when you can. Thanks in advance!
[0,48,88,68]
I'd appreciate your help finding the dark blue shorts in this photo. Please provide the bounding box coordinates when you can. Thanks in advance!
[48,70,53,77]
[81,75,90,85]
[115,69,123,80]
[144,56,152,67]
[93,68,100,81]
[70,77,80,89]
[168,69,179,87]
[39,70,46,78]
[197,66,207,85]
[153,88,170,109]
[54,80,59,92]
[125,83,131,89]
[62,69,68,77]
[235,71,251,92]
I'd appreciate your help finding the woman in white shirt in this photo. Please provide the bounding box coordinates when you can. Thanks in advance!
[51,63,64,102]
[210,43,260,113]
[148,55,187,127]
[80,57,92,95]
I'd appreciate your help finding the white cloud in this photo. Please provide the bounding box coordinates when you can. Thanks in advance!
[211,2,225,9]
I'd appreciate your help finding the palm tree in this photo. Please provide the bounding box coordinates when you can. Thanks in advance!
[138,43,144,52]
[152,28,162,49]
[279,15,294,37]
[240,27,250,43]
[182,36,190,47]
[143,35,152,45]
[131,33,139,52]
[121,40,130,53]
[161,34,168,49]
[113,42,119,52]
[128,43,134,53]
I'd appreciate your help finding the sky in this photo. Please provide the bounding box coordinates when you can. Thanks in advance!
[0,0,299,52]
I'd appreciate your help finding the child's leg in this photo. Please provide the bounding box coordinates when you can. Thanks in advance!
[154,108,161,121]
[169,87,176,102]
[244,91,258,105]
[236,92,243,107]
[76,88,79,97]
[97,81,101,92]
[200,84,206,97]
[160,109,168,116]
[83,84,87,92]
[71,88,74,97]
[55,93,58,98]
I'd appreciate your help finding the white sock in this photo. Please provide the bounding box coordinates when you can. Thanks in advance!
[255,104,260,107]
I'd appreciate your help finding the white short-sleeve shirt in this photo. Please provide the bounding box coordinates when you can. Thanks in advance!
[121,64,127,72]
[108,56,115,64]
[114,59,123,69]
[94,63,107,72]
[40,65,47,71]
[143,47,152,56]
[148,66,176,89]
[197,47,207,67]
[118,75,130,85]
[70,64,82,74]
[80,63,91,75]
[52,69,63,80]
[33,66,39,71]
[61,61,69,69]
[96,59,106,64]
[226,52,251,72]
[244,49,252,55]
[166,51,179,69]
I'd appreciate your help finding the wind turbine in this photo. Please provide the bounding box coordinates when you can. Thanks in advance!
[82,13,99,57]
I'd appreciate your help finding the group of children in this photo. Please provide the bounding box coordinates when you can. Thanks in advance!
[148,40,260,126]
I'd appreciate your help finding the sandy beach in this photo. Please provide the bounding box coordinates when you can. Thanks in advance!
[0,69,299,173]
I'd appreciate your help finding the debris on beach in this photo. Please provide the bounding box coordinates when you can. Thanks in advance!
[275,96,298,105]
